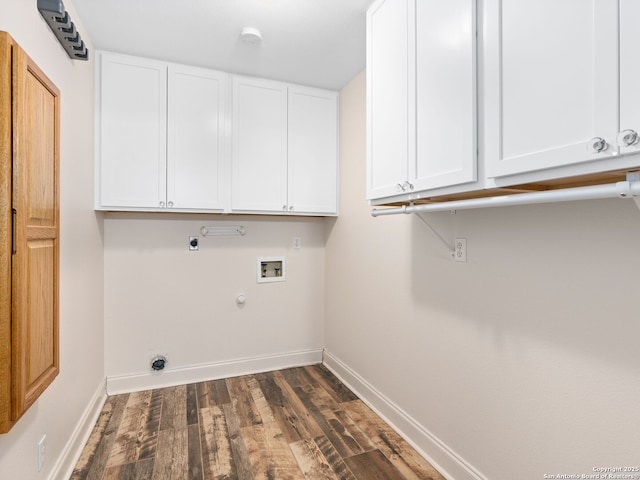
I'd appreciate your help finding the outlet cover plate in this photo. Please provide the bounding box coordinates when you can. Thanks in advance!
[455,238,467,263]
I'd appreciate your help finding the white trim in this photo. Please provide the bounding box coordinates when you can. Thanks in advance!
[322,350,487,480]
[107,349,323,395]
[49,379,107,480]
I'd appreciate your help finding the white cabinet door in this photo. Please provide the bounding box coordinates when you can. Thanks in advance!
[98,52,167,208]
[619,0,640,156]
[367,0,477,201]
[366,0,411,200]
[484,0,619,178]
[413,0,476,191]
[232,76,288,212]
[168,65,228,210]
[288,87,338,215]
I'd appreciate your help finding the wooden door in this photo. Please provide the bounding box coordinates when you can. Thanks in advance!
[287,86,338,215]
[366,0,412,200]
[168,65,228,211]
[0,34,60,428]
[484,0,619,178]
[231,76,287,212]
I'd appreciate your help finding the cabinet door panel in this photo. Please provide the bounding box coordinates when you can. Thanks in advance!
[168,66,228,210]
[11,47,59,420]
[367,0,411,200]
[232,77,287,212]
[484,0,619,178]
[414,0,476,190]
[288,87,338,214]
[99,53,167,208]
[620,0,640,156]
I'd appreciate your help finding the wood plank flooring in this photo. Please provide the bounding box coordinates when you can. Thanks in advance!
[71,364,445,480]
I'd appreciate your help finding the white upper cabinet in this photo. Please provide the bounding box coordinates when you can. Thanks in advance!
[288,86,338,215]
[97,52,229,212]
[97,54,338,216]
[232,76,339,215]
[414,0,476,192]
[367,0,476,202]
[167,65,228,210]
[367,0,410,200]
[232,76,288,212]
[484,0,620,178]
[98,52,167,208]
[619,0,640,157]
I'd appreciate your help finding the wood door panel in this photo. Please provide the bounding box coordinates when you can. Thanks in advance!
[26,239,55,385]
[26,70,56,225]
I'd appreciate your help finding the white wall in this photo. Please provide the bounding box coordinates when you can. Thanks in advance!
[104,214,325,392]
[325,70,640,479]
[0,1,105,479]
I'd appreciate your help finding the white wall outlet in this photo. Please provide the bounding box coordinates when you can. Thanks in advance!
[455,238,467,263]
[38,435,46,472]
[293,236,301,249]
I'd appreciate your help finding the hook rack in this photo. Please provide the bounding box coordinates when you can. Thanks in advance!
[38,0,89,60]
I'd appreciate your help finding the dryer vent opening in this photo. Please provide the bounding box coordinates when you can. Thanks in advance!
[151,355,167,371]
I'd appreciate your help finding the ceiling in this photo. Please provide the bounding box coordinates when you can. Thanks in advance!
[72,0,371,90]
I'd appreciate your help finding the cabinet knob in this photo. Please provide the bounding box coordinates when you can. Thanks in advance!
[403,181,414,191]
[618,129,639,147]
[588,137,609,153]
[396,183,404,192]
[283,205,287,211]
[168,201,174,208]
[159,201,165,207]
[289,206,294,211]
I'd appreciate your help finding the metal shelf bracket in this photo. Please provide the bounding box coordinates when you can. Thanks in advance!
[415,210,456,258]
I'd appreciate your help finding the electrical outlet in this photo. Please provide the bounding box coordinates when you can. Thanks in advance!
[38,435,46,472]
[293,236,301,249]
[455,238,467,263]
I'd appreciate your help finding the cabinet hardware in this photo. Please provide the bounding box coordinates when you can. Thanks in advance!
[588,137,609,153]
[618,129,639,147]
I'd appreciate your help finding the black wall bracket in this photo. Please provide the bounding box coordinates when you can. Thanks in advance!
[37,0,89,60]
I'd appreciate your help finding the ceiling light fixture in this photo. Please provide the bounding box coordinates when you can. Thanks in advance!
[240,27,262,46]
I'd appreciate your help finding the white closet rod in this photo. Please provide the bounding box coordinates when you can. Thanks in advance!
[371,180,640,217]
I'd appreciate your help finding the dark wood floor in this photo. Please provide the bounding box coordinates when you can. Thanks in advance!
[71,364,445,480]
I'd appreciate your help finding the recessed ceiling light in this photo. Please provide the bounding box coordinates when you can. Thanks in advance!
[240,27,262,46]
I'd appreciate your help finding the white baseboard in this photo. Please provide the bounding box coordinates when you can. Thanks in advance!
[322,350,487,480]
[50,379,107,480]
[106,349,324,395]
